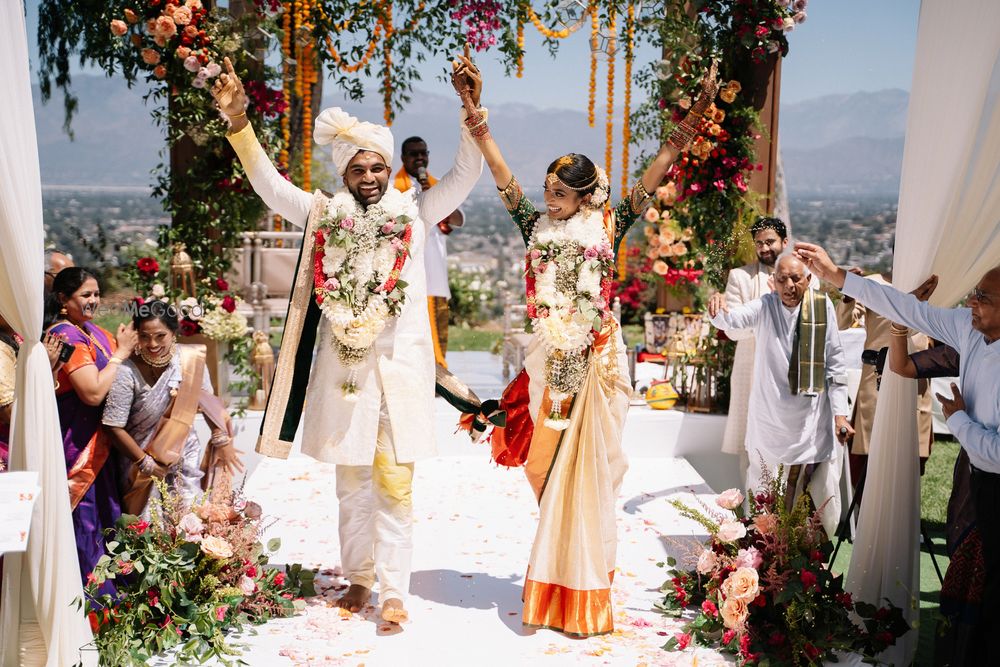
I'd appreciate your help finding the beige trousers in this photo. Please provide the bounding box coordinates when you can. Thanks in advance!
[335,407,414,602]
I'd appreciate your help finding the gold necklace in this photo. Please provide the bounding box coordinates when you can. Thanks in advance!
[62,319,112,361]
[136,343,174,369]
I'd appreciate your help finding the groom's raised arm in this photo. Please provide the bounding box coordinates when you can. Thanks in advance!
[416,115,484,226]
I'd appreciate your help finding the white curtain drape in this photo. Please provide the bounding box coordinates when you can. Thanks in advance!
[846,0,1000,662]
[0,2,95,665]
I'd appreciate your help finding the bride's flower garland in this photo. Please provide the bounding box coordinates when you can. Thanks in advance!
[525,206,616,429]
[313,187,418,398]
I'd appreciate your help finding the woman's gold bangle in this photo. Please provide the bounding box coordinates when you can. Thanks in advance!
[227,111,247,120]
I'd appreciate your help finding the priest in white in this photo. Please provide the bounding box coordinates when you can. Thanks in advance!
[708,253,852,514]
[210,58,483,623]
[719,217,788,482]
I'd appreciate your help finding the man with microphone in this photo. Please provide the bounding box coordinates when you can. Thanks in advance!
[395,136,466,367]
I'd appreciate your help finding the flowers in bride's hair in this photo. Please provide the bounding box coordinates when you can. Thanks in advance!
[200,535,234,560]
[716,520,747,542]
[715,488,744,510]
[696,548,717,575]
[110,19,128,36]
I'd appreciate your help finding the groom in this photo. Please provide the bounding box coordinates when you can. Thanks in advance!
[211,57,484,623]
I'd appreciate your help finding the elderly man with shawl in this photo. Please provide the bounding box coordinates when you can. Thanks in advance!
[211,58,483,623]
[708,253,853,517]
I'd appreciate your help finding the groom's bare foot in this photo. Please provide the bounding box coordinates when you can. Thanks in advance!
[381,597,409,623]
[335,584,370,613]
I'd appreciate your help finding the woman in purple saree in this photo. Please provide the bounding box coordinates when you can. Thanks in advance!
[47,268,136,595]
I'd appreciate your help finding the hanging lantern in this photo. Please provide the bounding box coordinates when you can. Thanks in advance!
[554,0,589,29]
[169,243,198,298]
[248,330,275,411]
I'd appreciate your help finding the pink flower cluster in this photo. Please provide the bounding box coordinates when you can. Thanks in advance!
[244,80,289,118]
[449,0,503,52]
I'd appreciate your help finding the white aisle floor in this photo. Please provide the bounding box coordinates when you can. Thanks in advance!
[173,352,735,666]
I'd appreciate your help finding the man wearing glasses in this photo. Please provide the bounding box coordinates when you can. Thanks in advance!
[796,241,1000,664]
[394,137,466,367]
[43,248,74,293]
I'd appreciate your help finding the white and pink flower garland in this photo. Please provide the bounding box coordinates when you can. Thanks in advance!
[312,188,418,398]
[524,207,615,429]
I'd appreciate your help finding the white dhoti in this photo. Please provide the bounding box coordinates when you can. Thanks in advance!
[335,406,414,602]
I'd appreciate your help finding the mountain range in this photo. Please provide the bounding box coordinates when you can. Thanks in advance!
[33,75,908,196]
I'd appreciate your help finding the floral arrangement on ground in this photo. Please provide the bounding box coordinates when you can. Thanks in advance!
[657,472,909,665]
[80,482,316,666]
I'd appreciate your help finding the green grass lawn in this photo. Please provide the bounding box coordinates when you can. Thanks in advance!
[828,439,959,666]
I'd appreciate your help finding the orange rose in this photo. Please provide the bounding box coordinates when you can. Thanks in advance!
[110,20,128,36]
[123,8,139,24]
[643,207,660,223]
[172,6,193,25]
[154,15,177,38]
[646,247,659,260]
[713,108,726,123]
[186,0,203,8]
[153,65,167,79]
[199,535,234,560]
[726,80,742,93]
[753,512,778,535]
[671,242,688,256]
[653,260,669,276]
[720,595,749,629]
[719,89,736,104]
[163,3,177,18]
[140,48,161,65]
[722,567,760,601]
[658,228,675,245]
[176,45,191,59]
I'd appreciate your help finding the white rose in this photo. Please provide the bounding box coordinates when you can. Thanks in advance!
[178,512,204,536]
[151,283,166,298]
[143,238,159,248]
[238,574,256,595]
[373,242,397,284]
[696,549,718,575]
[716,520,748,543]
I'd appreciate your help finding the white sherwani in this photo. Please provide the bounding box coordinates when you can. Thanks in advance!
[720,262,774,455]
[710,293,850,494]
[228,120,482,465]
[228,117,483,602]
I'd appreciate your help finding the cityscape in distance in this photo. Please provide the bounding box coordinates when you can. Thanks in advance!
[37,76,906,283]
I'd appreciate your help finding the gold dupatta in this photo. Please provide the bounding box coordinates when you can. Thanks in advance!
[788,288,828,396]
[122,345,206,515]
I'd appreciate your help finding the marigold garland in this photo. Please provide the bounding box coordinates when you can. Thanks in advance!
[587,3,597,127]
[604,8,616,190]
[527,7,572,39]
[381,0,393,126]
[620,3,634,199]
[326,23,382,74]
[279,1,292,171]
[516,14,525,78]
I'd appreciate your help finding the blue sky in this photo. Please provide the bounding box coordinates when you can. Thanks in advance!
[24,1,919,109]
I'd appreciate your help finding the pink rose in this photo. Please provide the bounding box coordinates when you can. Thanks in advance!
[583,247,598,260]
[643,207,660,223]
[696,548,717,574]
[339,217,355,230]
[735,547,762,570]
[154,15,177,39]
[141,48,161,65]
[172,6,193,26]
[214,604,228,621]
[381,223,395,234]
[191,76,207,89]
[204,62,222,78]
[715,488,745,510]
[178,512,204,536]
[323,278,340,291]
[274,571,286,586]
[793,10,807,23]
[675,632,691,650]
[716,520,747,543]
[701,599,718,617]
[183,55,201,72]
[529,248,542,260]
[110,20,128,37]
[238,575,256,595]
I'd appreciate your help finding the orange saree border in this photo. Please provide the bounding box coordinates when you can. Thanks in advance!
[67,431,110,510]
[522,570,617,637]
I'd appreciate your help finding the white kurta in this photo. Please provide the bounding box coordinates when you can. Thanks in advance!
[842,272,1000,473]
[424,222,451,298]
[720,262,774,455]
[710,292,850,466]
[228,118,483,465]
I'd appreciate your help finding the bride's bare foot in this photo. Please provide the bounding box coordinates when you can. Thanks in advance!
[381,597,408,623]
[335,584,370,613]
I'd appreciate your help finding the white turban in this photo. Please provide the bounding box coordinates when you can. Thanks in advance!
[313,107,394,177]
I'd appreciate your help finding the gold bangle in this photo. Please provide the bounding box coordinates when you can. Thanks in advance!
[53,380,60,391]
[227,111,247,120]
[889,324,908,336]
[108,357,123,365]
